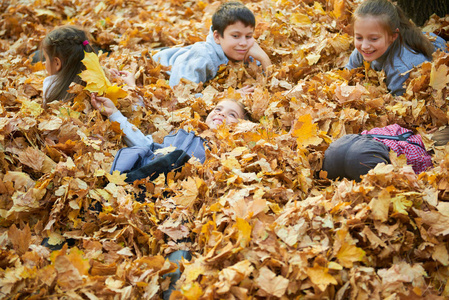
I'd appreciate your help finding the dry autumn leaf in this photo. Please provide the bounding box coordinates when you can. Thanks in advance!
[255,266,289,297]
[292,114,322,147]
[79,52,128,104]
[2,0,449,299]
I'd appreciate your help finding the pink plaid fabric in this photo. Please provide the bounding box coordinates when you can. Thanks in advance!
[361,124,433,174]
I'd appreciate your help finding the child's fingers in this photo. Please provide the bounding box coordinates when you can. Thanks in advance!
[109,68,120,77]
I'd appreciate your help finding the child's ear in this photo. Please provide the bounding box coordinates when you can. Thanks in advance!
[54,57,62,72]
[391,28,399,42]
[213,30,221,44]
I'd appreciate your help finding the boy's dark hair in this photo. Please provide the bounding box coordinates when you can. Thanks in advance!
[353,0,434,68]
[212,2,256,37]
[41,25,95,105]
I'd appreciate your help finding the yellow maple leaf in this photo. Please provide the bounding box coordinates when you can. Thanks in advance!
[67,247,90,276]
[336,241,366,268]
[292,114,322,147]
[391,194,413,215]
[173,177,200,207]
[307,264,338,291]
[105,170,128,185]
[105,84,128,103]
[79,52,127,104]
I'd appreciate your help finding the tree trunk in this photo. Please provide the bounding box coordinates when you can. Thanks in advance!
[396,0,449,27]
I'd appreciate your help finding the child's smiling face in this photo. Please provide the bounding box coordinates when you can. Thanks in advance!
[213,21,255,62]
[205,100,245,129]
[353,15,398,62]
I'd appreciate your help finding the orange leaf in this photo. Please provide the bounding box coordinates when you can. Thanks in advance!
[235,218,252,247]
[333,0,346,18]
[8,224,31,256]
[336,241,365,268]
[292,114,322,147]
[307,264,338,291]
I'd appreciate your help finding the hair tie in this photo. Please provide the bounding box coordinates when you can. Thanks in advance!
[82,40,89,46]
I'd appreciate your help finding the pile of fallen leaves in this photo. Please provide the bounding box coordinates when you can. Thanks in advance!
[1,0,449,299]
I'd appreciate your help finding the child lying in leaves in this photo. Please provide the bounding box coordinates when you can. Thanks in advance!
[152,1,271,91]
[322,124,448,181]
[91,93,250,168]
[91,93,251,299]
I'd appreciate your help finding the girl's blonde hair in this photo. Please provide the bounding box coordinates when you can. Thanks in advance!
[353,0,434,67]
[41,25,94,104]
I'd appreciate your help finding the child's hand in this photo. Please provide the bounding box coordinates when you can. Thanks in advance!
[110,68,136,87]
[91,93,118,117]
[236,85,255,95]
[246,42,271,71]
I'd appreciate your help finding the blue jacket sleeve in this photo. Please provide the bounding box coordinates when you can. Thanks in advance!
[168,52,217,87]
[109,111,154,147]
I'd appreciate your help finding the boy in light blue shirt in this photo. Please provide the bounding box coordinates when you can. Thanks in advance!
[153,1,271,89]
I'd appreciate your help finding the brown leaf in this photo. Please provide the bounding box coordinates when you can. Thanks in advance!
[255,266,289,297]
[7,224,31,256]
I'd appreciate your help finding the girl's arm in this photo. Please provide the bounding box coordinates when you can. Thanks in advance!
[109,69,136,87]
[91,93,154,147]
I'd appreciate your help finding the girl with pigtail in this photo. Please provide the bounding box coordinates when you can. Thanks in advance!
[41,25,136,107]
[41,25,95,106]
[346,0,447,96]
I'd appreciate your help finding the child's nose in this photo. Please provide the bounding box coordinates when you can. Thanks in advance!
[362,40,370,49]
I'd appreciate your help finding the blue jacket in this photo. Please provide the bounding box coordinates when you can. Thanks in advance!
[152,27,228,87]
[111,129,207,173]
[346,34,447,96]
[109,111,207,173]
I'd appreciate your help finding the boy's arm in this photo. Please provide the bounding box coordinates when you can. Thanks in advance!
[169,53,216,87]
[246,42,271,71]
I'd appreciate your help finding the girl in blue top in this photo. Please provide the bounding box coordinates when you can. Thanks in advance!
[346,0,447,96]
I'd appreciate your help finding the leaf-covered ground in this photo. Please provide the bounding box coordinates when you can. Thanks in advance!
[1,0,449,299]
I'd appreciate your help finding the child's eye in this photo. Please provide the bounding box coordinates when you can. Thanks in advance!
[229,113,237,118]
